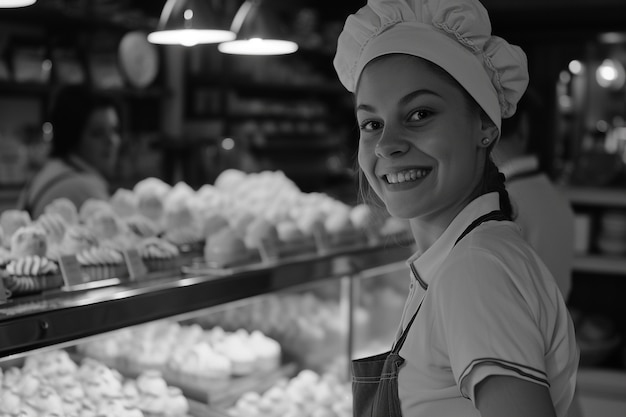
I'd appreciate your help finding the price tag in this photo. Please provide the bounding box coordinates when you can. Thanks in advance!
[0,276,8,303]
[124,249,148,281]
[59,255,86,287]
[313,227,331,255]
[258,239,279,263]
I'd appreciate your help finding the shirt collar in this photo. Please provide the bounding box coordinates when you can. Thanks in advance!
[406,192,501,289]
[499,155,539,180]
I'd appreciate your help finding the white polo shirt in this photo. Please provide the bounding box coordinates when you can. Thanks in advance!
[397,193,579,417]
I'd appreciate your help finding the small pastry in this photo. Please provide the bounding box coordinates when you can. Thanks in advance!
[10,225,48,258]
[137,237,180,272]
[136,370,168,397]
[124,215,159,239]
[214,168,247,191]
[79,199,114,223]
[204,226,251,268]
[84,210,123,241]
[44,198,79,225]
[0,209,31,244]
[0,387,22,414]
[244,217,280,251]
[35,212,67,246]
[76,246,126,281]
[136,194,164,226]
[4,255,60,295]
[58,225,99,257]
[164,387,189,416]
[199,213,229,239]
[110,188,138,218]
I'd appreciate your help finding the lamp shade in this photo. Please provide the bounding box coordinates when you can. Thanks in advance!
[0,0,36,7]
[148,0,236,47]
[218,0,298,55]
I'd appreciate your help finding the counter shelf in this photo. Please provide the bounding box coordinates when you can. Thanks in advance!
[0,242,414,359]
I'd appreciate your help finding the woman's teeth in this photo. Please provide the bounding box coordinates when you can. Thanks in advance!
[385,169,430,184]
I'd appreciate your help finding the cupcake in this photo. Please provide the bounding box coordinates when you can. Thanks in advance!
[244,217,280,261]
[214,332,256,376]
[110,188,139,218]
[10,225,47,259]
[35,213,67,249]
[204,226,257,268]
[0,387,22,414]
[25,385,64,415]
[169,342,232,380]
[249,330,282,371]
[84,210,124,242]
[4,226,62,295]
[125,215,159,239]
[79,199,114,223]
[162,387,189,417]
[137,237,180,272]
[137,194,164,227]
[199,213,229,239]
[0,209,32,247]
[57,225,99,257]
[76,246,126,281]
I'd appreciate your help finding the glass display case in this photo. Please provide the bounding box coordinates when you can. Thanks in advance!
[0,242,414,417]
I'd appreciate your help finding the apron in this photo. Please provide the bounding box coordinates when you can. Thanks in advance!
[352,210,510,417]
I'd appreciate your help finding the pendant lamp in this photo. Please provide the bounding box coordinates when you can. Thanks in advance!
[218,0,298,55]
[0,0,36,7]
[148,0,236,47]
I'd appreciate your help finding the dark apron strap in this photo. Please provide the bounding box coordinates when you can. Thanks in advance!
[454,210,510,245]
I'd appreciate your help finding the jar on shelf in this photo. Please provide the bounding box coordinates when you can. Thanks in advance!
[596,209,626,256]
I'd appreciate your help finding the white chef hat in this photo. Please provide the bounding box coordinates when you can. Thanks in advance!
[333,0,529,133]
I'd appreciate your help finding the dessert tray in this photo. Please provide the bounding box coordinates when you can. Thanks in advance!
[73,352,297,407]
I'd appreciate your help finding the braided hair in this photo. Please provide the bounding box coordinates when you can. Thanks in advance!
[479,154,514,220]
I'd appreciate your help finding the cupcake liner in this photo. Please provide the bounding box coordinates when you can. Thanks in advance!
[81,263,128,282]
[2,273,64,296]
[143,257,181,273]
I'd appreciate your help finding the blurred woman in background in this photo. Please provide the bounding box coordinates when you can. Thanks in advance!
[17,84,122,218]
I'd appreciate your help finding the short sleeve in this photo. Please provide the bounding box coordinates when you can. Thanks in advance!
[433,246,549,405]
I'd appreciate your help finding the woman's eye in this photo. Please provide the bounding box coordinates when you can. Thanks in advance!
[359,120,382,131]
[409,109,432,122]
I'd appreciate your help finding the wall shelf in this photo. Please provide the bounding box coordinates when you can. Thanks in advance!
[562,186,626,208]
[573,255,626,276]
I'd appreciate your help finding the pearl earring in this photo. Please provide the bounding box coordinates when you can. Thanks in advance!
[481,137,491,146]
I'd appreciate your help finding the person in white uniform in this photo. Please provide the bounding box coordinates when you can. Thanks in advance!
[495,92,576,301]
[333,1,580,416]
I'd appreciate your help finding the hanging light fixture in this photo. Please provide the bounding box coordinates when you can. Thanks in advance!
[148,0,236,47]
[218,0,298,56]
[0,0,36,7]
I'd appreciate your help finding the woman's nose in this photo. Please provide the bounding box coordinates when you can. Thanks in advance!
[375,128,409,158]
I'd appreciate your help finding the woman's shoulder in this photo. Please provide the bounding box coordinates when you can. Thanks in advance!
[434,221,556,303]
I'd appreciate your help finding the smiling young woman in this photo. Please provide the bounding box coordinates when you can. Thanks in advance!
[333,1,579,417]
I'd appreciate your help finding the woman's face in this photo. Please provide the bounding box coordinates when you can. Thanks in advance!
[356,54,491,223]
[77,106,121,178]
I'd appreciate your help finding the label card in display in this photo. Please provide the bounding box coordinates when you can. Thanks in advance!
[59,255,86,287]
[124,249,148,281]
[0,278,7,304]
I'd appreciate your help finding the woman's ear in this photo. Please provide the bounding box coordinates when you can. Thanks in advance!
[478,113,499,147]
